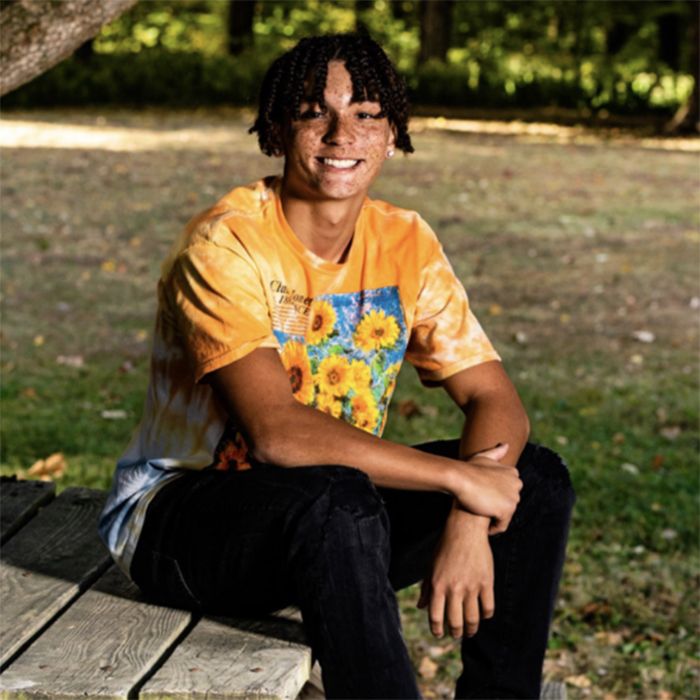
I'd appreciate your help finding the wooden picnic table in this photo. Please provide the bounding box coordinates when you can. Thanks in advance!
[0,478,565,699]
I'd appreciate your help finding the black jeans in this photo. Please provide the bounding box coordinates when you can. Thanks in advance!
[130,441,575,700]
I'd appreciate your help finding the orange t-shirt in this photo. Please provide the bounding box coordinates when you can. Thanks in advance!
[100,176,500,572]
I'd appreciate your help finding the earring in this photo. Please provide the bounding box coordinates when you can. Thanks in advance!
[272,147,281,156]
[387,150,395,158]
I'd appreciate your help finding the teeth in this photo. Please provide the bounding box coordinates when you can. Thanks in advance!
[322,158,359,168]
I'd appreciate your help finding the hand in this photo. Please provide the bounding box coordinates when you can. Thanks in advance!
[451,443,522,534]
[417,511,494,639]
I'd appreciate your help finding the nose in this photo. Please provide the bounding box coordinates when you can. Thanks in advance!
[322,114,355,146]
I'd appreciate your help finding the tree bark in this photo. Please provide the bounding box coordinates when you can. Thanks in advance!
[0,0,139,96]
[665,0,699,133]
[228,0,256,56]
[418,0,453,65]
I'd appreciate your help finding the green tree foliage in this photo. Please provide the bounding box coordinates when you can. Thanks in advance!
[3,0,695,119]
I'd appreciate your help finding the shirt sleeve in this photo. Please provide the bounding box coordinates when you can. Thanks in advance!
[164,241,279,382]
[405,237,500,385]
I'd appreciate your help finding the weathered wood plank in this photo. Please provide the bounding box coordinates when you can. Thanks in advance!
[139,614,312,700]
[541,681,567,699]
[0,479,55,545]
[0,487,111,669]
[0,565,193,700]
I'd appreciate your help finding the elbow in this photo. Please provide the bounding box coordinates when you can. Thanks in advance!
[244,414,303,468]
[246,431,293,467]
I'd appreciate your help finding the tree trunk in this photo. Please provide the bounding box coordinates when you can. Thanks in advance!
[228,0,255,56]
[418,0,453,65]
[665,0,699,133]
[0,0,138,96]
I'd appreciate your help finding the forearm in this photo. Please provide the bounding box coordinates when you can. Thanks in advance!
[246,398,462,495]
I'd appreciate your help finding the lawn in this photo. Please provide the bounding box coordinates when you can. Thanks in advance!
[1,109,698,699]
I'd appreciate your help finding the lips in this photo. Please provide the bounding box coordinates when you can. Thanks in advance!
[317,157,361,169]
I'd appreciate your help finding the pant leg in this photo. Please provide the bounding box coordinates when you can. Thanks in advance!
[383,441,575,700]
[130,463,421,700]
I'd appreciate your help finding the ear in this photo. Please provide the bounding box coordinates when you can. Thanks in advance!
[386,125,397,158]
[269,124,285,158]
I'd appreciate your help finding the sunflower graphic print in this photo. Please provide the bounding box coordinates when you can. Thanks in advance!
[297,286,408,435]
[212,286,408,470]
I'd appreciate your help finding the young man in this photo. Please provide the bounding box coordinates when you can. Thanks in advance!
[99,33,575,699]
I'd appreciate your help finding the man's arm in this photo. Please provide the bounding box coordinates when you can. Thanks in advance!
[208,348,522,533]
[417,360,530,639]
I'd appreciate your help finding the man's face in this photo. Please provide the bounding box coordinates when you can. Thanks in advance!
[280,61,396,203]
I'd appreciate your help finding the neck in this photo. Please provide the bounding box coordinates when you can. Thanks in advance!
[280,184,365,264]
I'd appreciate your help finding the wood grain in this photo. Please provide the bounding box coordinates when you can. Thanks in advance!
[0,479,55,545]
[0,487,111,669]
[541,681,567,699]
[139,615,312,700]
[0,566,193,699]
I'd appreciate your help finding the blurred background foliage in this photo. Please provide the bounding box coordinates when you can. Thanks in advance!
[3,0,697,120]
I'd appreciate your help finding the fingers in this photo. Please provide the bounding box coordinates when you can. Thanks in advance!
[428,588,494,639]
[464,594,480,637]
[480,583,495,620]
[428,590,446,638]
[447,593,464,639]
[475,441,510,463]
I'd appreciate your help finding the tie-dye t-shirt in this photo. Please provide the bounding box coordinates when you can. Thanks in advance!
[98,176,500,574]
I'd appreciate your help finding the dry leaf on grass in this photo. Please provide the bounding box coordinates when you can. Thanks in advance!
[397,399,422,418]
[27,453,66,480]
[418,656,439,679]
[565,674,592,688]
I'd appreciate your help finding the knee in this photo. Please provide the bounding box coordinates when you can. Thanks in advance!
[517,442,576,516]
[291,465,389,547]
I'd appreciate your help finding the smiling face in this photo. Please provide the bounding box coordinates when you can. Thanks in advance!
[279,61,396,204]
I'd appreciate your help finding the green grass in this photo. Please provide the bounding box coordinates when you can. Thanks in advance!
[1,109,698,699]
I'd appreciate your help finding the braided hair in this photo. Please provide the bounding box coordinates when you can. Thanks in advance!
[249,33,413,156]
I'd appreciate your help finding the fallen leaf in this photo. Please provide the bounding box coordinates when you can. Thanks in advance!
[631,330,655,343]
[33,335,44,346]
[621,463,639,475]
[690,297,699,309]
[629,354,644,365]
[56,355,84,368]
[581,602,599,618]
[418,656,438,679]
[117,264,127,274]
[650,502,661,511]
[187,192,199,203]
[513,331,527,344]
[397,399,422,418]
[136,330,148,341]
[129,237,141,247]
[660,426,681,440]
[565,674,591,688]
[555,436,568,446]
[28,453,66,480]
[661,529,677,540]
[652,455,664,470]
[101,260,116,272]
[489,304,502,315]
[560,313,570,324]
[613,432,625,444]
[658,691,674,700]
[101,410,128,420]
[22,387,37,398]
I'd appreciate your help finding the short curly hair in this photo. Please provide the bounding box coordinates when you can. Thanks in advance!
[249,33,413,156]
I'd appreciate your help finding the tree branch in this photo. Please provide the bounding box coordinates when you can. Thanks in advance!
[0,0,139,97]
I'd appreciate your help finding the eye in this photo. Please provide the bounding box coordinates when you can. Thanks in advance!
[300,107,326,120]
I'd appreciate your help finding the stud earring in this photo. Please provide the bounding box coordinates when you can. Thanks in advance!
[273,148,281,156]
[387,150,395,158]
